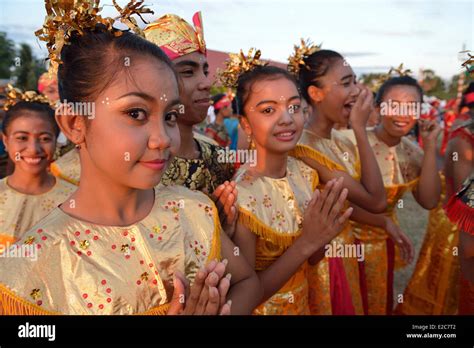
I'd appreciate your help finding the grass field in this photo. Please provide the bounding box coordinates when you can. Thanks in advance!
[393,192,430,300]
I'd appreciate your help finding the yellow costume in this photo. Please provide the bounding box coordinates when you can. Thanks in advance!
[0,177,76,247]
[291,128,364,315]
[342,129,424,314]
[234,157,317,315]
[396,122,474,314]
[0,185,220,315]
[396,176,460,314]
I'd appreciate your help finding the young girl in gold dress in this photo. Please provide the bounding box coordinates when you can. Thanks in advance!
[0,87,75,248]
[350,75,442,315]
[0,0,260,315]
[288,42,387,314]
[218,49,353,315]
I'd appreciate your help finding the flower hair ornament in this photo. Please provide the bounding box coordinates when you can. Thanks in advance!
[35,0,154,73]
[3,84,55,111]
[287,38,322,76]
[216,48,268,89]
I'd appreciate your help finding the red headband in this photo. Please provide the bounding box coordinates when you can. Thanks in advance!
[465,92,474,104]
[214,96,231,110]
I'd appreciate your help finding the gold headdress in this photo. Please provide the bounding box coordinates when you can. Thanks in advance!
[35,0,154,73]
[144,12,206,60]
[287,38,322,75]
[216,48,268,88]
[368,63,413,92]
[3,84,55,111]
[461,51,474,76]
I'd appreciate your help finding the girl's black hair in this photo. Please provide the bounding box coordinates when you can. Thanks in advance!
[375,76,423,106]
[58,25,177,105]
[236,65,300,117]
[298,49,344,102]
[2,101,59,137]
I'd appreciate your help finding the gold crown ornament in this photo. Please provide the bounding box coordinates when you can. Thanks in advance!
[216,48,268,89]
[35,0,154,74]
[3,84,55,111]
[287,38,322,75]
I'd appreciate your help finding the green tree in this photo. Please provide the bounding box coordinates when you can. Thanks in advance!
[448,73,473,97]
[419,69,446,98]
[13,43,45,90]
[0,32,16,79]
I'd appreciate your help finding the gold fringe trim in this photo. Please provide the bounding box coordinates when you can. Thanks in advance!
[0,283,59,315]
[354,157,361,181]
[290,144,346,172]
[386,177,419,191]
[0,234,16,248]
[238,208,300,248]
[312,170,320,191]
[0,283,172,315]
[207,202,222,262]
[138,303,170,315]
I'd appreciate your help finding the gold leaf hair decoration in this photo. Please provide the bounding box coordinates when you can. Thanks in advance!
[216,48,268,89]
[287,38,322,75]
[35,0,154,73]
[369,63,413,92]
[3,84,55,111]
[112,0,154,37]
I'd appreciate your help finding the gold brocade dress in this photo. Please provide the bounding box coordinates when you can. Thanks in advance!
[0,185,221,315]
[395,124,474,315]
[234,157,318,315]
[291,128,364,315]
[343,130,425,315]
[51,138,234,194]
[0,177,76,247]
[395,175,460,314]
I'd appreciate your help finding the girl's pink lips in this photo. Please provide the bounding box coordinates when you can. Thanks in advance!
[139,158,168,171]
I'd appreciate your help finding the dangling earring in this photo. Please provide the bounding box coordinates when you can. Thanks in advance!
[247,134,255,150]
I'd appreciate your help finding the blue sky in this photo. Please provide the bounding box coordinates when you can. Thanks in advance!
[0,0,472,79]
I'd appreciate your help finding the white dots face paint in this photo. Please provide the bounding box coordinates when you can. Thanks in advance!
[101,97,110,105]
[159,94,168,102]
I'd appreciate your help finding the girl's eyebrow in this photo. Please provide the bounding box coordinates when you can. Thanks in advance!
[12,130,53,135]
[117,91,156,102]
[340,74,355,82]
[256,95,300,107]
